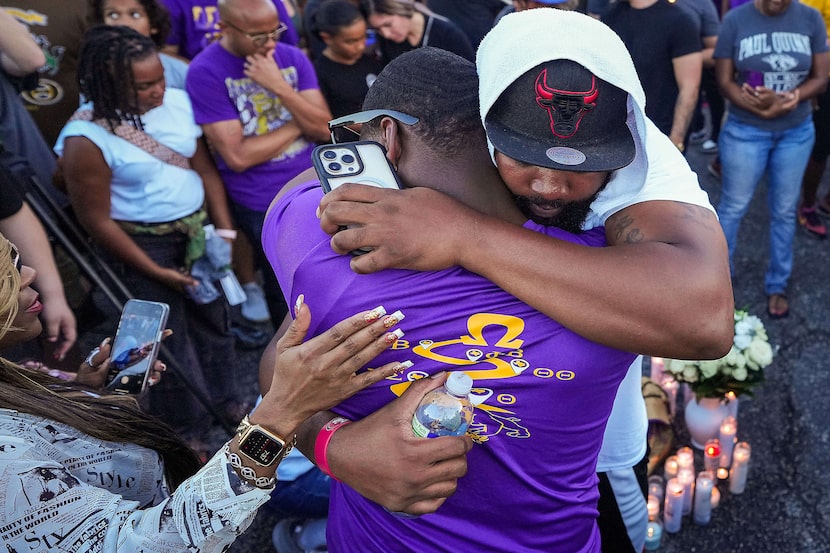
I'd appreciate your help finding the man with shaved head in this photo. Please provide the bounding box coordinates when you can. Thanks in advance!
[186,0,332,324]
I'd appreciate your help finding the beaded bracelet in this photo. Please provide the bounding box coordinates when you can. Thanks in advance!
[314,416,352,480]
[223,444,276,489]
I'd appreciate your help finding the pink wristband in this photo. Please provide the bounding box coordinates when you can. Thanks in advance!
[314,417,352,480]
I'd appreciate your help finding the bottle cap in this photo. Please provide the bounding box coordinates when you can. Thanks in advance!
[445,372,473,396]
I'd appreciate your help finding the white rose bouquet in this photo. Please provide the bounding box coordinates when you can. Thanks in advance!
[665,309,774,399]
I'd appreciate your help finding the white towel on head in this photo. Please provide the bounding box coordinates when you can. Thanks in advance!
[474,9,712,230]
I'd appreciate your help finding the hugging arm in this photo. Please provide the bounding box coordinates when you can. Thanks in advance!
[318,185,733,360]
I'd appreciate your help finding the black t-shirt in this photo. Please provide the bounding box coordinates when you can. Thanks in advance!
[426,0,504,49]
[377,15,475,65]
[313,54,385,119]
[603,0,700,135]
[0,172,24,219]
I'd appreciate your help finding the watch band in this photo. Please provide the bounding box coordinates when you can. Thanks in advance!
[224,444,276,488]
[235,415,296,467]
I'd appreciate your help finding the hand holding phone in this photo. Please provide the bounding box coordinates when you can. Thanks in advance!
[313,141,402,193]
[105,299,170,395]
[313,141,402,255]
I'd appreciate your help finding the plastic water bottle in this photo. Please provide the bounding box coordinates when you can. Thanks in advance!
[412,372,474,438]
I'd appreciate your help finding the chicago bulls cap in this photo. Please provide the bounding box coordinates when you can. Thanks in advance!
[485,59,635,172]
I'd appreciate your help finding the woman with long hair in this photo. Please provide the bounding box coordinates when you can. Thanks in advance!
[0,232,408,550]
[359,0,474,65]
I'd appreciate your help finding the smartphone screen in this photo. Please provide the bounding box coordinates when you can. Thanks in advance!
[106,300,169,395]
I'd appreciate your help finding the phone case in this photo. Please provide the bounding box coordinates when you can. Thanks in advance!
[313,141,402,193]
[106,299,170,395]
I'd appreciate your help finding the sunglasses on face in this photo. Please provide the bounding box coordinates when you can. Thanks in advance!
[223,19,288,47]
[328,109,420,144]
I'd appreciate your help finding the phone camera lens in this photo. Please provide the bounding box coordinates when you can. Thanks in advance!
[341,154,355,164]
[322,150,337,160]
[328,162,342,172]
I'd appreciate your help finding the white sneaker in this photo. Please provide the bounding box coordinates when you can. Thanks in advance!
[701,139,718,153]
[241,282,270,322]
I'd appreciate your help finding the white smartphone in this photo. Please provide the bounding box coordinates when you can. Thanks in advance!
[105,299,169,395]
[312,141,402,193]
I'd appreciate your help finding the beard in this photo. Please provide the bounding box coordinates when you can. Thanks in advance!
[513,175,610,233]
[514,190,599,233]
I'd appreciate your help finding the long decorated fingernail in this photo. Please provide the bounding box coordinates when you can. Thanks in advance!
[384,328,405,344]
[294,294,305,317]
[393,360,413,374]
[364,305,387,323]
[382,310,405,328]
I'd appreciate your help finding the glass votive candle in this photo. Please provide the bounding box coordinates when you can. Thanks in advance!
[644,519,663,551]
[664,455,679,480]
[676,446,694,471]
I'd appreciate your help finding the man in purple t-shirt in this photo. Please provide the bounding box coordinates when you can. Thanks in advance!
[161,0,299,60]
[261,48,637,552]
[186,0,331,323]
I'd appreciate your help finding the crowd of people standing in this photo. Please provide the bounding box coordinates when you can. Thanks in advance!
[0,0,827,552]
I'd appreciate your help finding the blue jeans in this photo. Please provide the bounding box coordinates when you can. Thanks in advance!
[266,466,331,519]
[230,202,288,325]
[717,115,815,295]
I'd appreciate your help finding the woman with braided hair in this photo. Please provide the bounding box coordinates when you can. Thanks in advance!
[54,25,242,451]
[0,232,409,550]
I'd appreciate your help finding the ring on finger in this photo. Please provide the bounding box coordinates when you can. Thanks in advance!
[84,347,103,367]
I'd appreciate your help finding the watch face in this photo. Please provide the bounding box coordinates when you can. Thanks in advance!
[239,428,285,466]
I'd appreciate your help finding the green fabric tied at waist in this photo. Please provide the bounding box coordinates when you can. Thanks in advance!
[117,209,207,269]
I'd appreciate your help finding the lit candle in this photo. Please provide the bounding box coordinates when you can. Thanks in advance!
[703,439,721,473]
[663,478,685,533]
[650,356,665,382]
[644,520,663,551]
[718,416,737,468]
[729,441,751,494]
[693,471,715,525]
[647,495,661,521]
[725,391,739,418]
[710,486,721,508]
[664,455,679,480]
[678,467,695,515]
[716,467,729,480]
[648,475,665,504]
[676,446,694,471]
[661,376,679,417]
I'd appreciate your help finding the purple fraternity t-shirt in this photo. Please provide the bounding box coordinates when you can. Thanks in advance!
[161,0,299,60]
[263,182,637,553]
[186,42,317,212]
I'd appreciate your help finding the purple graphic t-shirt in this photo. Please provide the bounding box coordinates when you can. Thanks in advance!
[187,42,317,212]
[161,0,298,60]
[263,182,637,553]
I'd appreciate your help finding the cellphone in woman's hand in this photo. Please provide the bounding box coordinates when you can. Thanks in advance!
[106,299,169,395]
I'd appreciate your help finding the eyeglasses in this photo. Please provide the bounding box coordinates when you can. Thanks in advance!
[222,19,288,47]
[9,242,21,273]
[328,109,420,144]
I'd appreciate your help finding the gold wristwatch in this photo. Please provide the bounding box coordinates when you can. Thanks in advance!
[235,415,295,467]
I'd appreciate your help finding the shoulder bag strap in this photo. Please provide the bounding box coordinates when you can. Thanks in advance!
[69,110,191,171]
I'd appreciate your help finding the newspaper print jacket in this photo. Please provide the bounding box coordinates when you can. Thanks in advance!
[0,409,272,552]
